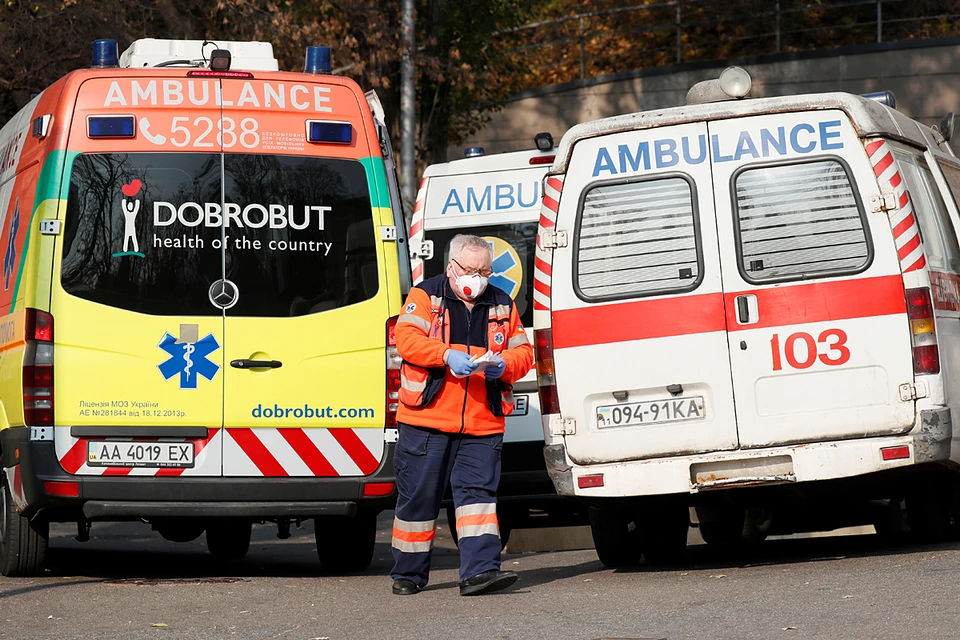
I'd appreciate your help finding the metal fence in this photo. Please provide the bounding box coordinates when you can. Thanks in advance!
[497,0,960,88]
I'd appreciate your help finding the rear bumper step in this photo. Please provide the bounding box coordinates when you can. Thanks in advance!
[82,500,356,519]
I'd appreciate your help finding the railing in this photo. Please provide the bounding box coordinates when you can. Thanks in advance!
[497,0,960,89]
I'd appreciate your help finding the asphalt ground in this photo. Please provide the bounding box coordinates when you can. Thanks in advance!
[2,512,959,640]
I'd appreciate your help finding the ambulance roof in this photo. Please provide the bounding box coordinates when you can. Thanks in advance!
[551,92,949,173]
[119,38,279,71]
[423,147,556,178]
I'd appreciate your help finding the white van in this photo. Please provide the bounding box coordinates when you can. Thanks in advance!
[534,68,960,566]
[410,136,587,542]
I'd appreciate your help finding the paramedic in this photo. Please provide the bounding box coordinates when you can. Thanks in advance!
[390,234,535,596]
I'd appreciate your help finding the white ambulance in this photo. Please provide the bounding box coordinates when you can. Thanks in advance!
[410,136,587,542]
[534,67,960,566]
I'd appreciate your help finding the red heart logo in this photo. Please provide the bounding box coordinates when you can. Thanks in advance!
[121,179,142,197]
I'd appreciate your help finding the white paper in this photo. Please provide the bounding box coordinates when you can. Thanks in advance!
[451,350,499,378]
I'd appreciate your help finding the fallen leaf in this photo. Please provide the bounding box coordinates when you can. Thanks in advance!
[782,627,798,631]
[713,574,726,579]
[150,623,168,628]
[842,595,854,599]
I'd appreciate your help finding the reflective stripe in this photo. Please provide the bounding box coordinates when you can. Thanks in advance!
[456,508,500,539]
[456,502,497,518]
[398,313,431,332]
[430,295,444,308]
[491,304,512,318]
[507,333,529,349]
[458,523,501,539]
[400,375,427,392]
[392,517,437,553]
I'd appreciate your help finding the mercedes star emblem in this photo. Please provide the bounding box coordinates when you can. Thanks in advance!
[208,279,239,309]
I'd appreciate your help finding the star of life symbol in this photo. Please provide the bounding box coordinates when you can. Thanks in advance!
[157,332,220,389]
[488,242,520,298]
[3,197,19,291]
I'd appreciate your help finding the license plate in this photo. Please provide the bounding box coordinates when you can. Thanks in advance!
[596,396,705,428]
[87,441,195,468]
[510,395,529,417]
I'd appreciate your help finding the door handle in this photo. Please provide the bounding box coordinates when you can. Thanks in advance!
[230,359,283,369]
[736,295,750,324]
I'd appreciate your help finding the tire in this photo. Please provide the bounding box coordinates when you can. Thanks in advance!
[906,483,953,543]
[588,505,642,568]
[315,512,377,573]
[205,519,252,560]
[446,505,512,550]
[1,473,48,577]
[154,519,206,543]
[640,503,689,566]
[695,504,745,546]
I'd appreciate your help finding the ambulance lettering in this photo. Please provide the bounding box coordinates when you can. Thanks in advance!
[592,120,845,176]
[103,80,333,113]
[770,328,851,370]
[441,181,540,215]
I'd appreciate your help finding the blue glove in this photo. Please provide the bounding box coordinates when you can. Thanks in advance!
[484,356,506,379]
[446,350,479,377]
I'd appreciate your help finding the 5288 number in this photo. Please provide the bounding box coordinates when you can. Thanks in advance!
[771,328,850,371]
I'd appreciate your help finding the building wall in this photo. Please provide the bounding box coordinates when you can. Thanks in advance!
[451,39,960,159]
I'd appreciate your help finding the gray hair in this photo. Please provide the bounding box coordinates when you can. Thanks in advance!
[449,234,493,263]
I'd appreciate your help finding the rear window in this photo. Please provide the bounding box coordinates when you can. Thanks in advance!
[574,175,702,301]
[732,159,871,283]
[421,223,536,328]
[61,153,377,316]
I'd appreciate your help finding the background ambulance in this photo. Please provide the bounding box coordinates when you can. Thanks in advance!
[534,67,960,566]
[410,136,586,544]
[0,38,410,576]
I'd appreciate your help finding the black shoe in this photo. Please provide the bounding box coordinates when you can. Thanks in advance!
[459,569,519,596]
[392,578,422,595]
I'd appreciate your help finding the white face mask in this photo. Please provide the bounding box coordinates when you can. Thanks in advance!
[455,273,488,300]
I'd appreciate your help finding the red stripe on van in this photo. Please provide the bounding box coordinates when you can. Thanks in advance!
[59,438,88,475]
[330,428,379,475]
[898,234,921,260]
[535,256,552,277]
[553,293,726,349]
[155,429,219,477]
[533,276,551,297]
[546,176,563,192]
[905,254,927,272]
[865,139,885,156]
[872,151,894,177]
[279,428,338,476]
[228,428,288,476]
[543,195,559,213]
[892,212,915,238]
[725,275,905,332]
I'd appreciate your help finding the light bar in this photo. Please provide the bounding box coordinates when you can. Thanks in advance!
[186,70,254,79]
[87,116,135,138]
[530,155,555,165]
[307,120,353,144]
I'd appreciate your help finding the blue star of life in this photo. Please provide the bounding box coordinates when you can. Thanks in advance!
[158,332,220,389]
[3,198,20,291]
[490,249,519,297]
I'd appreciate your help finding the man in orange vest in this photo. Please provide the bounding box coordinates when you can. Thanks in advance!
[390,234,534,596]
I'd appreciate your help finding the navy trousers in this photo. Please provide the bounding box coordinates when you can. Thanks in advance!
[390,423,504,586]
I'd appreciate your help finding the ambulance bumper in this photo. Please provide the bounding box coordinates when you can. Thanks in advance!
[2,427,397,520]
[546,407,952,498]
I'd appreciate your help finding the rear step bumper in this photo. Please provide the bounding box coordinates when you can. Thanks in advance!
[545,407,951,498]
[1,426,396,520]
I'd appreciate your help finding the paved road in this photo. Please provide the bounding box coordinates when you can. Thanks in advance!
[2,513,959,640]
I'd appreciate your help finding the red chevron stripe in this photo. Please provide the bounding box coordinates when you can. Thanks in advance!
[898,234,921,260]
[543,195,559,213]
[534,276,551,297]
[156,428,219,477]
[539,212,555,229]
[865,139,885,156]
[890,171,902,188]
[59,438,88,475]
[409,218,423,237]
[892,213,916,239]
[330,428,379,475]
[535,256,552,277]
[872,151,894,177]
[546,176,563,192]
[899,191,909,209]
[278,428,339,476]
[229,428,287,476]
[905,254,927,272]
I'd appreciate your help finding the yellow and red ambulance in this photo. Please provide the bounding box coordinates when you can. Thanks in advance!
[0,38,409,576]
[535,68,960,566]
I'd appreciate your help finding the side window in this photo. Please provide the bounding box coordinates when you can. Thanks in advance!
[733,159,871,283]
[575,175,701,301]
[896,151,960,273]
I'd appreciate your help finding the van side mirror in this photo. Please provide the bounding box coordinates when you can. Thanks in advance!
[940,112,955,142]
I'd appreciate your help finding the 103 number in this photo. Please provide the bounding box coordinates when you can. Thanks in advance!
[771,328,850,371]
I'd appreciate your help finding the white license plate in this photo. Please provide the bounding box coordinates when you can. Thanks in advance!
[87,441,195,468]
[510,395,529,417]
[597,396,705,428]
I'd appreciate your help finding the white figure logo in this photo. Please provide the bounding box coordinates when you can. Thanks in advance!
[121,198,140,253]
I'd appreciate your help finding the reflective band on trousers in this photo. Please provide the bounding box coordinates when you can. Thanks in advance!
[455,502,500,539]
[392,517,437,553]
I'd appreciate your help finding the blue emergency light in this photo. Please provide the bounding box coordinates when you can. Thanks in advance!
[92,39,119,68]
[861,90,897,110]
[464,147,485,157]
[87,116,136,138]
[304,46,332,74]
[307,120,352,144]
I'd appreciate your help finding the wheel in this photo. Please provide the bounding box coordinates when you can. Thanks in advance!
[1,472,48,577]
[906,481,953,543]
[315,512,377,572]
[446,505,511,549]
[743,508,773,543]
[640,503,689,566]
[205,519,252,560]
[588,505,642,568]
[695,503,745,546]
[153,519,205,543]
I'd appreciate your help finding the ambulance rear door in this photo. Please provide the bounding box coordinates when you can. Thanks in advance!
[708,111,915,448]
[551,122,740,464]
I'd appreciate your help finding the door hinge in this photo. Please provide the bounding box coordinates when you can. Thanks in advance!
[899,381,929,401]
[39,220,61,235]
[540,229,568,249]
[870,192,899,213]
[409,238,434,260]
[30,426,53,441]
[380,226,397,241]
[549,416,576,437]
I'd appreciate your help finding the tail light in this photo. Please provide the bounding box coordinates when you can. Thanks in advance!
[535,328,560,415]
[23,309,54,426]
[906,287,940,375]
[386,316,401,427]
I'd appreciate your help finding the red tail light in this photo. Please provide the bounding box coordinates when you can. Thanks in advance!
[529,155,555,165]
[905,287,940,375]
[23,309,54,426]
[535,328,560,415]
[386,316,400,428]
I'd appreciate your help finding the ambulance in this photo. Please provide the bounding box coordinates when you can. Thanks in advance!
[409,136,586,543]
[0,38,411,576]
[534,67,960,566]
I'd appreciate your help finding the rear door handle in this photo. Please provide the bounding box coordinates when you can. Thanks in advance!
[734,294,758,325]
[230,359,283,369]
